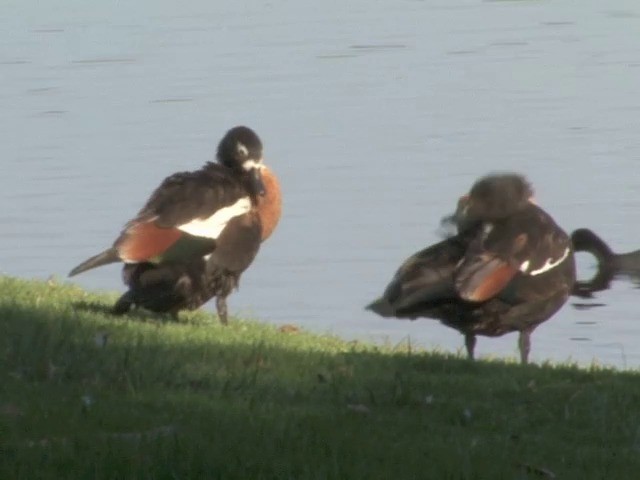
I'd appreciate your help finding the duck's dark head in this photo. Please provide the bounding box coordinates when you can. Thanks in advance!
[217,126,266,197]
[458,173,533,223]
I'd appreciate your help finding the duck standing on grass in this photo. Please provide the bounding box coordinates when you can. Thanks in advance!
[367,173,575,364]
[69,126,282,324]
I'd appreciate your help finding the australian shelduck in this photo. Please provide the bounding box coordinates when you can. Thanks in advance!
[69,126,282,324]
[367,173,575,364]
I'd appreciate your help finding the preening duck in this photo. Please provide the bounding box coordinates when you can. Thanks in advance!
[69,126,282,323]
[368,173,575,364]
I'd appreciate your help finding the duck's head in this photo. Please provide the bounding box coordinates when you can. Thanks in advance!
[457,173,534,225]
[217,126,266,197]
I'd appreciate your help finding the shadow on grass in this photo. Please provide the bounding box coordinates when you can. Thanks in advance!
[2,299,640,480]
[71,300,118,317]
[71,300,182,324]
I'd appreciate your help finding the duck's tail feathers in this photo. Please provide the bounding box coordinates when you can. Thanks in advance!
[69,248,120,277]
[366,297,396,317]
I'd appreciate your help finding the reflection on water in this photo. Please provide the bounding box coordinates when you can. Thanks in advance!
[2,0,640,368]
[571,303,606,311]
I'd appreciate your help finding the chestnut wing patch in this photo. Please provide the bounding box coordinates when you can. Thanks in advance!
[116,222,183,263]
[455,254,518,302]
[115,165,251,263]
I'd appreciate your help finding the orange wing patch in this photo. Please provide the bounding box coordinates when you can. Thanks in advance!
[456,257,518,302]
[257,167,282,242]
[116,222,182,263]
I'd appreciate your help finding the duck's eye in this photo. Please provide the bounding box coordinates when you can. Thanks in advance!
[236,142,249,158]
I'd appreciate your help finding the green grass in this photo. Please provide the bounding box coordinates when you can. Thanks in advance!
[1,275,639,479]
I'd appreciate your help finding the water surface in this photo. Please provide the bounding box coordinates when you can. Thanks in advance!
[2,0,640,367]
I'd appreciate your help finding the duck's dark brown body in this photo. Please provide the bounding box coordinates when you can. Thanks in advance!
[368,174,576,364]
[112,178,282,321]
[113,210,263,318]
[69,126,282,324]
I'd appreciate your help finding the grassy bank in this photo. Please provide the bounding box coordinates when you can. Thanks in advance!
[1,276,639,479]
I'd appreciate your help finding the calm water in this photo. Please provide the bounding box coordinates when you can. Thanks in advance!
[2,0,640,367]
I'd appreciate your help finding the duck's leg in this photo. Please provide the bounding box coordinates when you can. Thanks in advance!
[518,328,532,364]
[464,333,476,360]
[112,291,134,315]
[216,296,229,325]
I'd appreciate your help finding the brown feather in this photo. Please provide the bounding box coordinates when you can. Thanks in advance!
[116,222,182,262]
[457,257,518,302]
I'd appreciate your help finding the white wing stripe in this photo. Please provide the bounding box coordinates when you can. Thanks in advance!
[529,247,571,276]
[177,197,251,239]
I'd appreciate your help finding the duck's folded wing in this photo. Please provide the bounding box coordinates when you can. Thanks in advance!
[381,235,468,312]
[454,253,519,302]
[455,204,574,303]
[115,168,250,263]
[131,168,248,229]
